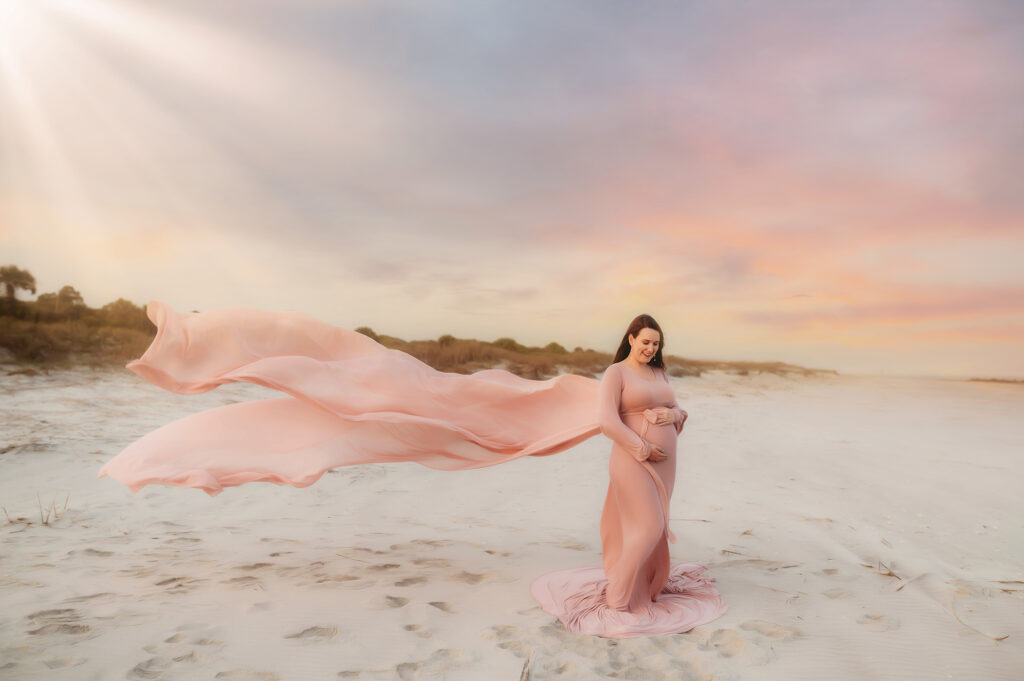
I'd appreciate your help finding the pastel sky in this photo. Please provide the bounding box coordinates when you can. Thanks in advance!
[2,0,1022,379]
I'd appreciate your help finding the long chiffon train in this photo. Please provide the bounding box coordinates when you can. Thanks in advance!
[98,301,602,494]
[99,301,728,637]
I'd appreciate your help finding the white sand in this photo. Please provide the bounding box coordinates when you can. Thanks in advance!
[1,366,1022,680]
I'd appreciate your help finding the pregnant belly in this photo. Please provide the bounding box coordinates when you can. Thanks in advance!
[621,412,677,455]
[617,411,679,544]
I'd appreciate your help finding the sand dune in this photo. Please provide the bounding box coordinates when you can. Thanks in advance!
[1,366,1022,680]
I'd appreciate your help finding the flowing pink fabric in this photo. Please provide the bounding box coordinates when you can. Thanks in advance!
[99,301,728,637]
[98,300,602,494]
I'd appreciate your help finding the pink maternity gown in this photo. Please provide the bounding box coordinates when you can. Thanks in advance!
[99,301,727,638]
[529,362,728,637]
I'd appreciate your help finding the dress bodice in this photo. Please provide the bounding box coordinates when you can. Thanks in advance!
[616,362,678,415]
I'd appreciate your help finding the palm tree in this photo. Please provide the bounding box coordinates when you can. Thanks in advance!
[0,265,36,314]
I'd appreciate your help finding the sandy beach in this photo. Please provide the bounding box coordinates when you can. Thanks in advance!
[1,366,1021,680]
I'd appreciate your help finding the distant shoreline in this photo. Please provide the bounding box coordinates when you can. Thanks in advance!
[967,377,1024,384]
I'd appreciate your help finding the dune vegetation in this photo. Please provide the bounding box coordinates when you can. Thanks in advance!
[1,264,836,379]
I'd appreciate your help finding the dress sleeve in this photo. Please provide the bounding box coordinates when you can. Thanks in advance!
[658,367,688,436]
[599,365,652,462]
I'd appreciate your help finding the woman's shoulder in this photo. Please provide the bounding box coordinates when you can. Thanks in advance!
[602,362,625,379]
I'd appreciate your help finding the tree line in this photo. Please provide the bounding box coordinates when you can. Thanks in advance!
[0,264,151,331]
[1,264,833,378]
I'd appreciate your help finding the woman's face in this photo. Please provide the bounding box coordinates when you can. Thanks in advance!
[629,328,661,363]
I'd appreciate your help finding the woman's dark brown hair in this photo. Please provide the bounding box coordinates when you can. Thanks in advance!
[612,314,666,368]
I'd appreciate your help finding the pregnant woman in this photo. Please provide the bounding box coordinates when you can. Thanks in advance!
[529,315,729,638]
[601,317,684,611]
[99,303,727,638]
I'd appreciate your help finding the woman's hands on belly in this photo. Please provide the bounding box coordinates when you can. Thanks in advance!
[643,407,676,426]
[646,444,668,462]
[642,408,678,462]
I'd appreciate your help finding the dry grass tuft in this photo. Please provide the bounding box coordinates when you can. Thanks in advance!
[2,492,73,530]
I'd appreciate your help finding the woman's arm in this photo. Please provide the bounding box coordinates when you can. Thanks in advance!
[599,364,653,462]
[659,367,688,436]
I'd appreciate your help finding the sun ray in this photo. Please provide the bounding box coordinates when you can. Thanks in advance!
[0,0,103,234]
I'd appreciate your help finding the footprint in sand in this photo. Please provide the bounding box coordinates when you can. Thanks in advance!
[62,592,114,603]
[822,587,846,599]
[26,608,91,637]
[42,657,84,669]
[484,549,514,557]
[396,661,421,680]
[155,576,207,593]
[496,637,531,658]
[429,601,456,613]
[165,536,201,544]
[817,567,858,582]
[316,573,361,584]
[222,575,261,587]
[339,648,466,680]
[128,656,173,680]
[119,566,157,578]
[388,539,451,551]
[403,624,433,639]
[411,538,451,547]
[739,619,803,640]
[284,626,339,641]
[350,546,389,555]
[702,628,772,665]
[858,613,901,631]
[413,558,451,568]
[213,670,283,680]
[451,571,490,584]
[489,623,708,679]
[136,621,226,675]
[83,548,114,557]
[395,576,428,587]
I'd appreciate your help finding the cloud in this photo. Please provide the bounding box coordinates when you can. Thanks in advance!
[2,0,1023,377]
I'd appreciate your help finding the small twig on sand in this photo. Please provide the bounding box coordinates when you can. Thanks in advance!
[32,491,70,526]
[1,505,11,524]
[52,493,69,521]
[519,651,532,681]
[875,559,903,583]
[895,572,928,592]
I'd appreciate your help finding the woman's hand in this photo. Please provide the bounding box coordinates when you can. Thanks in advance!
[646,443,668,463]
[644,407,675,426]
